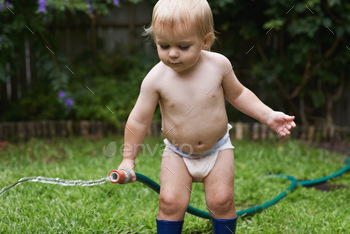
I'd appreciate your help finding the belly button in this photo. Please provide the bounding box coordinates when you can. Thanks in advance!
[197,141,202,146]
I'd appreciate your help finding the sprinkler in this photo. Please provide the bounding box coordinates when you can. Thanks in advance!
[108,169,132,184]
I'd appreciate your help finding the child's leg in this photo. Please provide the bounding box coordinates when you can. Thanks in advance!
[203,149,237,233]
[157,147,192,232]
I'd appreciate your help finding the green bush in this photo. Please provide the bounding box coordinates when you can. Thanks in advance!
[0,0,156,124]
[70,52,158,126]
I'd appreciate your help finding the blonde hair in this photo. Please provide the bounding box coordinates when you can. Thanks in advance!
[144,0,215,49]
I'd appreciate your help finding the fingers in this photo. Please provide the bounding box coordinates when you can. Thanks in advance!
[278,128,289,136]
[286,115,295,120]
[131,171,137,182]
[283,115,296,123]
[291,121,296,127]
[270,112,296,136]
[124,168,137,183]
[279,123,296,136]
[117,159,137,183]
[276,122,295,136]
[285,122,296,130]
[282,128,291,136]
[284,115,296,130]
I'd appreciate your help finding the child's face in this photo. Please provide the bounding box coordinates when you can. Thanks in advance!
[155,23,204,73]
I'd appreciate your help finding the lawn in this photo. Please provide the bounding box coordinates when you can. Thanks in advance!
[0,136,349,233]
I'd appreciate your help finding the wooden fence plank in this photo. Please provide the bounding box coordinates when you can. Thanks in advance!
[80,121,90,136]
[17,122,26,140]
[308,126,315,141]
[41,121,48,137]
[252,123,259,141]
[235,122,243,140]
[0,121,350,142]
[48,121,56,137]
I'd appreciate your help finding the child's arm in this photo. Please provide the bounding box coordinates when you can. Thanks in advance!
[221,58,296,136]
[117,72,159,182]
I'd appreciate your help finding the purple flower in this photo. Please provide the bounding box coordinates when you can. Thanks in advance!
[2,2,13,8]
[86,0,93,14]
[64,98,74,110]
[58,90,66,99]
[38,0,46,13]
[113,0,120,5]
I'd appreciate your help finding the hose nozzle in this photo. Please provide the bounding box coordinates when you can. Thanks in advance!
[108,169,132,184]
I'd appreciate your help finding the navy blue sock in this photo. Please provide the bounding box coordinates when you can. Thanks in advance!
[211,216,238,234]
[156,219,184,234]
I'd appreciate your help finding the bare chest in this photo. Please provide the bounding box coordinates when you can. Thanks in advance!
[159,73,222,111]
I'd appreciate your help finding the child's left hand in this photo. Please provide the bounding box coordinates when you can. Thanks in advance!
[266,111,296,136]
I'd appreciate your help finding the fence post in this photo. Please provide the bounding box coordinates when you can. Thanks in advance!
[17,122,26,140]
[235,122,243,140]
[35,121,42,138]
[261,124,267,140]
[48,121,56,137]
[67,120,73,137]
[80,121,90,136]
[252,123,260,140]
[41,121,48,138]
[307,126,315,141]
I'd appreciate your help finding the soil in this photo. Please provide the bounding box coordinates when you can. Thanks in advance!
[304,182,350,192]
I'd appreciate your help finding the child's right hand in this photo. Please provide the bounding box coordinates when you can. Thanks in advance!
[117,158,137,183]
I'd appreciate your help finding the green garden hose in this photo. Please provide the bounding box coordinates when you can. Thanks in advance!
[298,162,350,186]
[1,160,349,220]
[132,172,298,219]
[119,160,350,219]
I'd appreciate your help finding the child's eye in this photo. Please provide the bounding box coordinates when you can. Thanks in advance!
[179,45,190,50]
[160,45,169,49]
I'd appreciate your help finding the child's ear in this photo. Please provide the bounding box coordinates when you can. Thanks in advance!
[202,32,214,51]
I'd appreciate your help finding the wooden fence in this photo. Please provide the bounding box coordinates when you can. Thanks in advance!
[1,120,349,142]
[0,121,118,142]
[1,0,350,128]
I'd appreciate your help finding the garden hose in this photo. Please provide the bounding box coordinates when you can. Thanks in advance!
[109,160,350,219]
[1,160,349,219]
[298,162,350,186]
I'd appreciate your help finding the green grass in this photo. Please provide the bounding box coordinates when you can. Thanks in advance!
[0,136,349,233]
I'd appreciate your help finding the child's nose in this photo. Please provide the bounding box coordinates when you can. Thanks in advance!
[169,48,179,58]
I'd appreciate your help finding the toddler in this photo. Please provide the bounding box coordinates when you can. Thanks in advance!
[117,0,296,233]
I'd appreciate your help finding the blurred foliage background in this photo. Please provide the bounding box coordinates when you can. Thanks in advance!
[0,0,349,128]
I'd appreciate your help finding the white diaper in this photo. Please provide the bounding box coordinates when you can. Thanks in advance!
[163,124,234,182]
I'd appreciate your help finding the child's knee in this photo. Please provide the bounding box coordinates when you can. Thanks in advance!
[159,192,188,215]
[206,191,234,211]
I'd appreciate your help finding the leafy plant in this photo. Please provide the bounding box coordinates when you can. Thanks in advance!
[208,0,350,126]
[0,0,159,123]
[70,52,157,126]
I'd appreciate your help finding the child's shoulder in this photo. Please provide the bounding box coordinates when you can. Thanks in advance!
[203,50,227,60]
[140,62,167,89]
[144,62,166,80]
[202,51,232,72]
